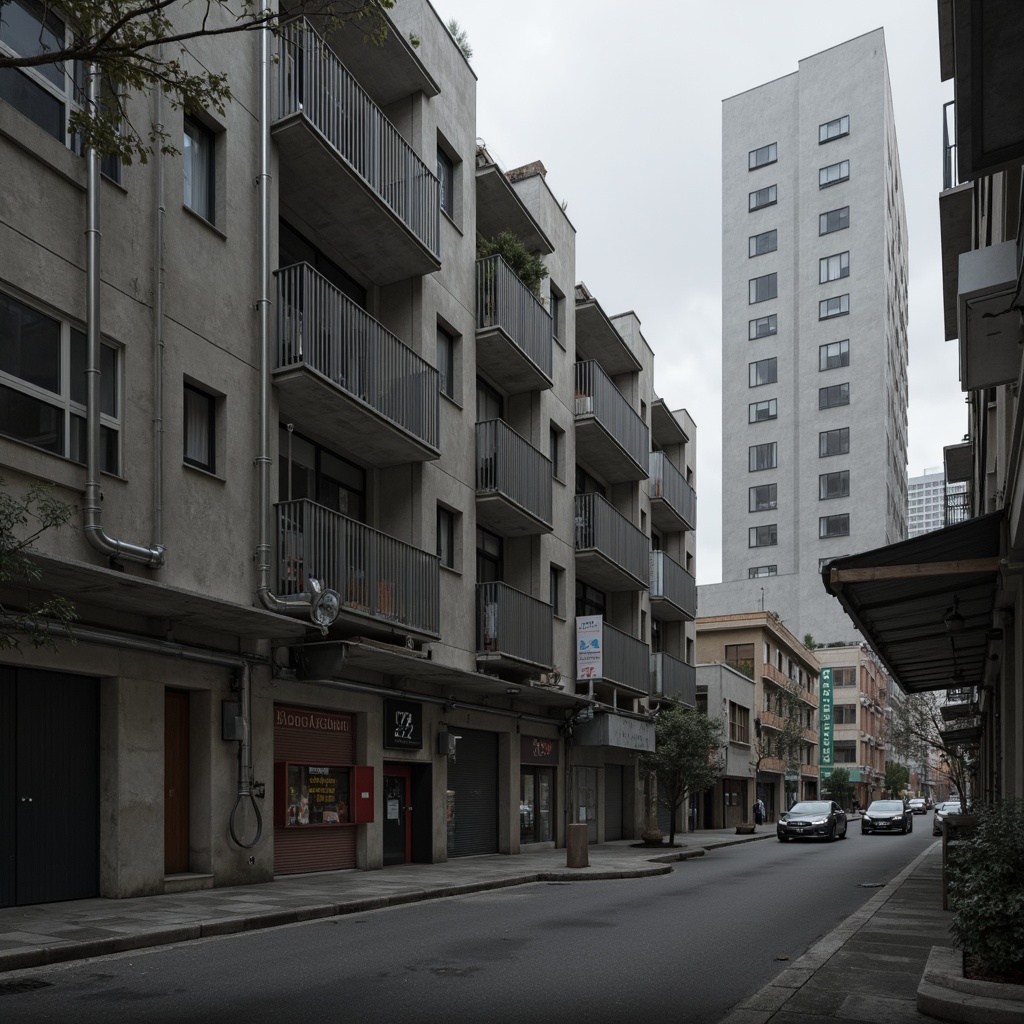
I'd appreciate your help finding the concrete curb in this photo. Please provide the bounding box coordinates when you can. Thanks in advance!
[917,946,1024,1024]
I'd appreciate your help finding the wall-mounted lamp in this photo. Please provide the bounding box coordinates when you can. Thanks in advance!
[944,596,965,634]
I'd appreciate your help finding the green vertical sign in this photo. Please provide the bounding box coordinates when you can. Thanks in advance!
[819,667,834,781]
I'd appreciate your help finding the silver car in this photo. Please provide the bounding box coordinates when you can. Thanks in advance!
[932,800,962,835]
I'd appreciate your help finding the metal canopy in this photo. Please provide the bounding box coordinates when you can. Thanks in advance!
[821,512,1002,693]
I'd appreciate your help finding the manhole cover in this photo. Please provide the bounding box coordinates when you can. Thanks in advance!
[0,978,52,996]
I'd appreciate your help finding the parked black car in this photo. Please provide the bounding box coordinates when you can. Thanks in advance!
[861,799,913,834]
[777,800,848,842]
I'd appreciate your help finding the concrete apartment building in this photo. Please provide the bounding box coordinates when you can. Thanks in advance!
[700,30,909,645]
[907,466,968,537]
[0,0,697,906]
[823,0,1024,809]
[696,613,819,820]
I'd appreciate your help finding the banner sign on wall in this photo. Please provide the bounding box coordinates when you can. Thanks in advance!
[819,667,834,780]
[576,616,603,681]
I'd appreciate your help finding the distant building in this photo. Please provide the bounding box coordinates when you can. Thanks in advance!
[907,467,968,538]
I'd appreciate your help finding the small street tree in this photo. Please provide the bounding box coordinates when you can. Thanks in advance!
[884,761,910,799]
[824,766,853,810]
[640,703,724,845]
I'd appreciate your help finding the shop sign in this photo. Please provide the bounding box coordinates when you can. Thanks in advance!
[576,615,603,680]
[384,698,422,750]
[521,735,559,765]
[819,667,834,771]
[275,707,351,734]
[574,713,655,752]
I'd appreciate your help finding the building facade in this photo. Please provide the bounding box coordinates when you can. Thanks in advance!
[701,30,909,645]
[0,0,697,906]
[907,467,967,538]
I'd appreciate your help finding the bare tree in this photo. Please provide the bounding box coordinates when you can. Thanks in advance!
[752,678,810,812]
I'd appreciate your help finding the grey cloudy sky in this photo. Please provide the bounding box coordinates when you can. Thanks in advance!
[446,0,962,585]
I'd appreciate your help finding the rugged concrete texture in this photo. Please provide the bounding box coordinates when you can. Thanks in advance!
[917,946,1024,1024]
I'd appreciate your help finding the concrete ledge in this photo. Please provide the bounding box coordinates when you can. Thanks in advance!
[917,946,1024,1023]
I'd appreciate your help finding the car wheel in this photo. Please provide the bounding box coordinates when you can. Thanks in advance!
[827,823,837,842]
[908,817,913,833]
[861,827,869,835]
[778,834,789,842]
[839,823,847,839]
[900,820,907,834]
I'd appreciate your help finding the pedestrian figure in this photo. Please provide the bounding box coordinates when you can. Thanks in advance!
[753,798,766,826]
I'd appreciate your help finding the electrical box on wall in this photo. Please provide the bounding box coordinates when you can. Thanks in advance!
[351,765,374,823]
[222,700,243,741]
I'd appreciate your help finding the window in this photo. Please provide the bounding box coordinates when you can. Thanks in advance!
[576,580,605,618]
[833,666,857,686]
[725,643,755,679]
[183,116,215,222]
[748,565,777,579]
[749,273,777,304]
[819,252,850,283]
[819,206,850,235]
[819,513,850,538]
[280,428,365,520]
[437,148,454,219]
[819,427,850,457]
[748,142,777,170]
[550,286,564,348]
[749,524,778,547]
[437,506,455,569]
[476,527,503,583]
[749,230,777,257]
[749,357,777,387]
[819,294,850,319]
[819,115,850,143]
[749,483,777,511]
[819,160,850,188]
[0,290,120,472]
[183,383,216,471]
[819,383,850,408]
[819,470,850,499]
[749,314,777,339]
[819,339,850,371]
[749,442,777,471]
[748,398,777,422]
[729,701,750,743]
[749,185,777,211]
[549,565,564,617]
[437,325,456,399]
[834,704,858,724]
[833,740,857,764]
[549,423,564,479]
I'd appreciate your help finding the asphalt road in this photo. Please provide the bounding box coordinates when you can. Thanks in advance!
[2,824,935,1024]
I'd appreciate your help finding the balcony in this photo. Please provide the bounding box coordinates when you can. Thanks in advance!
[577,621,650,696]
[274,264,440,465]
[476,420,553,536]
[649,451,696,532]
[276,499,439,636]
[475,256,553,393]
[272,20,440,285]
[650,652,696,706]
[574,493,649,591]
[574,284,641,375]
[476,582,552,672]
[475,161,554,257]
[648,550,697,621]
[762,663,819,707]
[574,361,649,481]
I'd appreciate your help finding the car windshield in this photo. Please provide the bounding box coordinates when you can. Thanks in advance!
[867,801,904,813]
[787,801,830,815]
[940,803,962,813]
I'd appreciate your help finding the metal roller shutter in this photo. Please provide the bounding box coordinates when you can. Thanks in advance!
[446,728,498,857]
[604,764,623,841]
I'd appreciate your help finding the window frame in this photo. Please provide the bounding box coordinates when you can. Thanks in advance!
[819,513,850,539]
[748,314,777,340]
[748,229,778,258]
[749,184,777,211]
[436,324,456,400]
[819,383,850,409]
[748,357,777,388]
[749,441,778,472]
[819,427,850,457]
[819,206,850,235]
[748,142,777,170]
[437,506,456,569]
[183,382,216,472]
[819,294,850,320]
[748,565,777,579]
[819,470,850,500]
[748,272,778,305]
[436,147,454,220]
[749,523,778,548]
[183,114,216,223]
[819,251,850,283]
[748,398,777,423]
[819,339,850,371]
[819,115,850,144]
[819,159,850,189]
[749,482,778,512]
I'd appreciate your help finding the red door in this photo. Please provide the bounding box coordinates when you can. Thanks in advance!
[383,765,413,865]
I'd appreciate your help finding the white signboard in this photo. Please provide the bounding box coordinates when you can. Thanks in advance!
[576,615,603,681]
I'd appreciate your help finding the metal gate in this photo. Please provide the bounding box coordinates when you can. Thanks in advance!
[446,728,498,857]
[604,764,624,840]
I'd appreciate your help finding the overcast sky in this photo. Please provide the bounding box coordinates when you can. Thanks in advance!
[447,0,961,585]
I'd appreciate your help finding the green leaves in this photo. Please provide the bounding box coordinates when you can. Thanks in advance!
[477,231,549,296]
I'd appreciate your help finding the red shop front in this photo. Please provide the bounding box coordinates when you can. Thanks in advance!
[273,704,373,874]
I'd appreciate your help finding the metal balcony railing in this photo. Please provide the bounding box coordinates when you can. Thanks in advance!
[594,622,650,693]
[476,420,552,527]
[945,487,971,527]
[475,256,553,380]
[275,19,439,257]
[276,263,439,447]
[649,451,696,530]
[943,100,958,192]
[574,360,649,470]
[574,493,649,586]
[476,582,552,667]
[649,550,697,619]
[650,652,696,705]
[276,498,439,635]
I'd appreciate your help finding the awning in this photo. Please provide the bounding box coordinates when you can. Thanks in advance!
[821,512,1002,693]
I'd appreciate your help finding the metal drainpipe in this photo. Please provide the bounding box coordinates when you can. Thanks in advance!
[152,47,165,552]
[84,64,165,568]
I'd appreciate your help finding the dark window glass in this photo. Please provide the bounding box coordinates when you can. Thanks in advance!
[437,507,455,568]
[819,206,850,235]
[749,524,778,547]
[749,314,777,339]
[819,427,850,457]
[819,339,850,371]
[183,384,215,471]
[819,470,850,499]
[819,294,850,319]
[184,115,215,221]
[0,291,61,392]
[749,442,777,472]
[749,185,777,211]
[437,326,455,398]
[749,358,777,387]
[749,483,777,511]
[819,383,850,408]
[819,160,850,188]
[819,514,850,538]
[0,381,63,454]
[437,148,454,218]
[749,229,777,257]
[749,273,777,304]
[749,399,777,422]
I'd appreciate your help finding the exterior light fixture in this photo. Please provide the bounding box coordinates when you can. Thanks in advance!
[308,577,341,629]
[944,596,965,634]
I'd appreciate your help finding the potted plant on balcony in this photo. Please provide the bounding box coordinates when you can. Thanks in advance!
[476,231,548,326]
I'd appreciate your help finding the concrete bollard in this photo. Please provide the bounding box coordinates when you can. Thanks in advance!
[566,823,589,868]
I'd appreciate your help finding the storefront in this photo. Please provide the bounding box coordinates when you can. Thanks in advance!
[519,735,557,845]
[446,727,498,857]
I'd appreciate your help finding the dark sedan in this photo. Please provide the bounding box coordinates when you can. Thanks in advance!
[861,799,913,834]
[777,800,848,842]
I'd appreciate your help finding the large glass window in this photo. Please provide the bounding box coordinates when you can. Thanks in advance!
[278,427,365,520]
[819,159,850,188]
[819,470,850,500]
[520,767,554,844]
[819,513,850,538]
[749,230,777,257]
[749,442,777,472]
[749,273,778,304]
[749,357,777,387]
[819,383,850,409]
[729,702,749,743]
[819,252,850,283]
[819,339,850,371]
[749,524,777,547]
[819,294,850,319]
[819,115,850,144]
[725,643,755,679]
[748,142,777,170]
[749,482,777,511]
[819,427,850,457]
[749,314,777,339]
[819,206,850,235]
[749,398,777,422]
[749,185,777,211]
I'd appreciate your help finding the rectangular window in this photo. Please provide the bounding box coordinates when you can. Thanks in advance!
[437,148,454,219]
[748,142,777,170]
[748,273,777,304]
[819,513,850,538]
[748,398,777,422]
[748,565,777,579]
[819,383,850,409]
[819,427,850,457]
[748,230,777,257]
[437,507,455,569]
[819,294,850,319]
[834,704,858,724]
[748,314,777,339]
[0,290,120,472]
[819,159,850,188]
[819,115,850,144]
[749,185,777,211]
[819,339,850,371]
[437,325,455,399]
[833,666,857,686]
[819,251,850,283]
[749,483,777,512]
[183,115,215,222]
[819,470,850,499]
[725,643,755,679]
[183,383,215,471]
[749,524,778,547]
[834,740,857,763]
[729,701,750,743]
[549,423,564,479]
[550,287,564,347]
[749,357,777,387]
[549,565,564,617]
[749,442,777,472]
[819,206,850,235]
